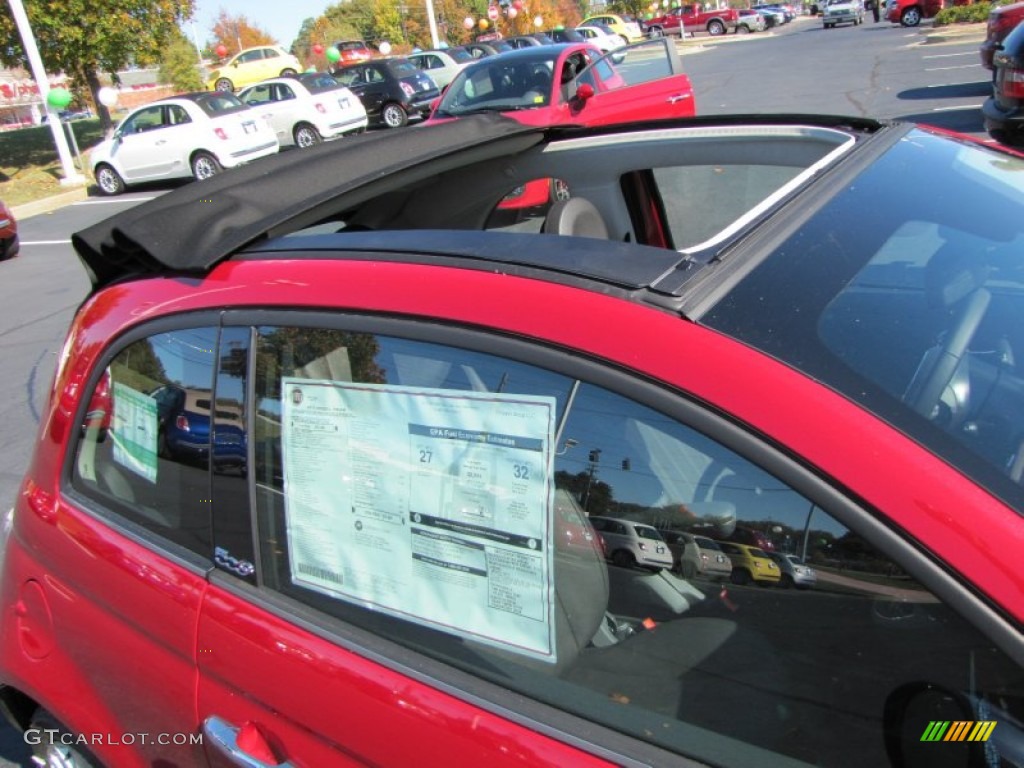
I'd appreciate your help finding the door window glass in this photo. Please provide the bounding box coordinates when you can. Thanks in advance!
[249,324,1023,766]
[72,328,218,557]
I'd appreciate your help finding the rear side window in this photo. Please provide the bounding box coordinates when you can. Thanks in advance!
[72,328,218,557]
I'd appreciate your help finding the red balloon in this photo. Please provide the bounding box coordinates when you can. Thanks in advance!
[512,0,523,9]
[313,43,324,55]
[215,44,228,58]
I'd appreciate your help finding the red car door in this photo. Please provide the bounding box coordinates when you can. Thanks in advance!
[560,40,696,126]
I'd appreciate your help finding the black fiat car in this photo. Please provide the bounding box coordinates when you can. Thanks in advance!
[332,57,440,129]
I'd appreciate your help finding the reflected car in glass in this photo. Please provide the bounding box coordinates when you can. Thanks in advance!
[3,113,1023,768]
[771,553,818,589]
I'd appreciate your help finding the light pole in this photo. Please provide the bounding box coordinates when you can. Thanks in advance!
[6,0,84,185]
[582,448,601,511]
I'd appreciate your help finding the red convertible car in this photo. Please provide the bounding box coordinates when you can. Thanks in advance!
[426,39,695,127]
[3,114,1022,768]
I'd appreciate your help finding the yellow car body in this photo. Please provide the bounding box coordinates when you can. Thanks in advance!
[719,541,781,585]
[580,13,646,43]
[207,46,303,92]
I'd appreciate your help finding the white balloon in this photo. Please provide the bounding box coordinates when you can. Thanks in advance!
[97,86,118,107]
[378,41,392,55]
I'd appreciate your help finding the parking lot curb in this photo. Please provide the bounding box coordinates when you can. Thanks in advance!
[922,21,986,45]
[11,185,90,221]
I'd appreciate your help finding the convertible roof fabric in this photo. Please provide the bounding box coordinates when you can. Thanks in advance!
[72,113,541,290]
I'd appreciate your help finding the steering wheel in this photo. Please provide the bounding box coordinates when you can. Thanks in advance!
[904,287,991,420]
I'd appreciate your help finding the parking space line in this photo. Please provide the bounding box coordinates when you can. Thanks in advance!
[21,239,72,245]
[923,52,978,59]
[73,197,157,205]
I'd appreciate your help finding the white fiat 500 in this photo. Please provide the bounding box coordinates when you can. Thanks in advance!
[239,73,368,149]
[90,91,279,195]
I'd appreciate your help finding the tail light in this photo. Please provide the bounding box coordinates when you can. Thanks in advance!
[400,82,415,98]
[176,414,191,432]
[1002,66,1024,100]
[314,102,327,114]
[214,127,228,140]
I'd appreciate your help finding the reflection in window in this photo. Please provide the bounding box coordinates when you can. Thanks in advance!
[248,325,1022,767]
[72,329,218,556]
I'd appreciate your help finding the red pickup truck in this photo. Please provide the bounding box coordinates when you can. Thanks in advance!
[644,4,741,36]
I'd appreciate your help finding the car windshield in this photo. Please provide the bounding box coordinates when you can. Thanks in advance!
[435,52,559,115]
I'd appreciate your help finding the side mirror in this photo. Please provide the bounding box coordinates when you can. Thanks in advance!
[574,83,595,104]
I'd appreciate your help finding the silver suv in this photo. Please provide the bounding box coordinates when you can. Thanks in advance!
[823,0,865,27]
[589,516,674,571]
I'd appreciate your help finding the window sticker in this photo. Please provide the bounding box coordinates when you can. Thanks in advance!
[111,382,158,483]
[281,378,557,662]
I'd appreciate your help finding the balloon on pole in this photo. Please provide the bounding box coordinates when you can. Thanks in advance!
[507,7,518,18]
[479,18,489,29]
[215,44,228,58]
[533,14,544,27]
[379,41,392,55]
[325,46,341,63]
[312,43,324,55]
[97,86,118,107]
[46,87,72,109]
[463,16,475,29]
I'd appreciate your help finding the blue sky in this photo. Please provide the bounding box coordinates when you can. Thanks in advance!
[186,0,333,50]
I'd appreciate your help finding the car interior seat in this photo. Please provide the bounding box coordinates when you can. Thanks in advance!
[542,197,610,239]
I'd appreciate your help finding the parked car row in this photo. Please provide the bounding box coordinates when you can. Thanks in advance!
[89,37,695,196]
[89,73,370,195]
[587,513,818,591]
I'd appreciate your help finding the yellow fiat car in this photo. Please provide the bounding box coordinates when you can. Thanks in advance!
[206,45,303,92]
[579,12,646,43]
[718,541,781,586]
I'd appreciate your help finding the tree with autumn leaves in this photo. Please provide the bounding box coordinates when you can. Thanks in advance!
[294,0,586,63]
[0,0,194,130]
[0,0,612,132]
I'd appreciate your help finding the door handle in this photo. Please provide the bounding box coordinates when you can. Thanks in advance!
[203,715,294,768]
[155,139,168,145]
[668,93,692,104]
